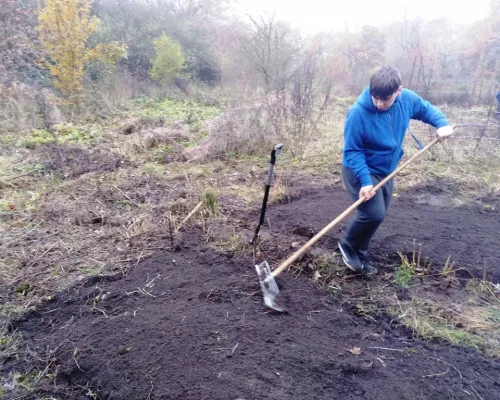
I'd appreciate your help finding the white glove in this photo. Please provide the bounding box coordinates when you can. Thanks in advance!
[436,125,453,141]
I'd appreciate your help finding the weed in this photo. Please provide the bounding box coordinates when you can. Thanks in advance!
[440,255,456,277]
[203,189,218,215]
[18,124,95,148]
[394,241,432,288]
[130,97,219,129]
[152,145,174,162]
[392,296,500,357]
[0,325,21,365]
[141,162,165,175]
[309,254,333,273]
[393,257,415,288]
[13,371,39,392]
[465,278,500,305]
[215,234,246,253]
[269,176,289,204]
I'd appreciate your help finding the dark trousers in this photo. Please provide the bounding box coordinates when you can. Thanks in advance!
[341,166,394,255]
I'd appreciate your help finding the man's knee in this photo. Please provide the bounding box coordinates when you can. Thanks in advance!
[370,210,386,225]
[359,207,386,225]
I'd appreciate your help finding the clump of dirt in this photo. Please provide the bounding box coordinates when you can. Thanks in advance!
[38,143,129,178]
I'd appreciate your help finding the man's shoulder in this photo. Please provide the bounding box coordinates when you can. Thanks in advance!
[398,88,425,107]
[400,88,419,99]
[346,102,365,117]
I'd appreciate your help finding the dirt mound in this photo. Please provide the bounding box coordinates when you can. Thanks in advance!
[39,143,129,178]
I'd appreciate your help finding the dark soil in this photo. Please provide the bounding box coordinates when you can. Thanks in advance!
[265,185,500,282]
[39,143,129,178]
[4,184,500,400]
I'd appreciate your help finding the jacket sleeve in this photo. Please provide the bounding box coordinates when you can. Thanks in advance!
[343,109,372,187]
[408,90,449,128]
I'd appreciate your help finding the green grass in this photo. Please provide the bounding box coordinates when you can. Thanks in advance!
[18,124,96,149]
[393,244,432,288]
[130,97,220,130]
[393,262,415,288]
[203,189,219,215]
[213,234,248,253]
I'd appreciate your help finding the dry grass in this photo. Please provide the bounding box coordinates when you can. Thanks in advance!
[299,238,500,358]
[390,291,500,357]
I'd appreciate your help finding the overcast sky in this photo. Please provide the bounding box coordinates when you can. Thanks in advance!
[230,0,491,34]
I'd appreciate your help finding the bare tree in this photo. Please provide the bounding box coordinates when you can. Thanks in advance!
[237,15,333,156]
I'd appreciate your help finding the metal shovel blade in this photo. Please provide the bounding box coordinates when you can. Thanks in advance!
[255,261,285,312]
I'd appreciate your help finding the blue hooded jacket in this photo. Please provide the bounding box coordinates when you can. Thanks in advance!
[342,86,450,187]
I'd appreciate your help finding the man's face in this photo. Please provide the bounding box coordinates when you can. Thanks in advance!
[371,86,402,111]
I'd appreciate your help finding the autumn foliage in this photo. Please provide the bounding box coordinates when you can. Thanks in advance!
[37,0,126,99]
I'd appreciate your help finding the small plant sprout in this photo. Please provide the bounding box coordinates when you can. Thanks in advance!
[440,255,455,277]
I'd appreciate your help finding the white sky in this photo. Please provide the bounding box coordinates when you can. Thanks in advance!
[230,0,491,34]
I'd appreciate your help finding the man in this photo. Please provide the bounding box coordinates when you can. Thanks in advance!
[338,65,453,275]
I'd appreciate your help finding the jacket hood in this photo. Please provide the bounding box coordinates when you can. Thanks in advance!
[357,86,400,113]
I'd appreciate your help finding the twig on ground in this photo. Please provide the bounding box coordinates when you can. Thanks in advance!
[7,168,43,181]
[74,357,84,372]
[113,185,139,207]
[429,356,463,380]
[92,306,109,317]
[175,201,203,232]
[26,242,58,268]
[167,212,174,248]
[135,251,144,268]
[368,346,404,353]
[422,368,450,378]
[469,385,484,400]
[147,373,154,400]
[145,274,161,288]
[137,287,155,297]
[1,220,44,247]
[376,357,386,367]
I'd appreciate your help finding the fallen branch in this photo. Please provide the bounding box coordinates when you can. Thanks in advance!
[1,220,44,248]
[7,168,43,181]
[175,201,203,233]
[368,346,404,353]
[422,368,450,378]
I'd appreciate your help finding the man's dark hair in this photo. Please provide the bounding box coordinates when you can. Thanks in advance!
[370,66,402,99]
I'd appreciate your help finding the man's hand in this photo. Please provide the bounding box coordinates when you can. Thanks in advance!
[436,125,453,142]
[359,185,375,202]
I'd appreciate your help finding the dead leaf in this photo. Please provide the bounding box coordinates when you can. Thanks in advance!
[313,271,321,282]
[349,347,362,355]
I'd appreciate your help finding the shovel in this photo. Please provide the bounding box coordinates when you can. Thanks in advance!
[250,143,283,245]
[256,137,441,312]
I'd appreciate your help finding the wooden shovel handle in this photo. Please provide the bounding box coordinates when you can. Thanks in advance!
[271,136,440,278]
